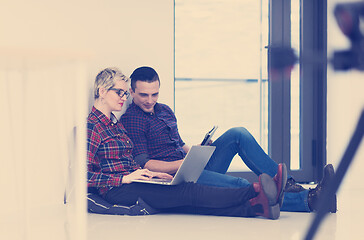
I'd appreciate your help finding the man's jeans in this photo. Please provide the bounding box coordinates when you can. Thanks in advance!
[196,127,310,212]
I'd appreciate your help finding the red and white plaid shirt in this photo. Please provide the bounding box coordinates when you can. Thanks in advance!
[87,106,139,195]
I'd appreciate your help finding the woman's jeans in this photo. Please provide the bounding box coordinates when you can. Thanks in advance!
[196,127,310,212]
[104,182,257,217]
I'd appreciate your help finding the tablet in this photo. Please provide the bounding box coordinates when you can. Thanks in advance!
[201,125,218,145]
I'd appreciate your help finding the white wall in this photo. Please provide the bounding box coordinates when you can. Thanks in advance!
[0,0,175,108]
[0,1,174,239]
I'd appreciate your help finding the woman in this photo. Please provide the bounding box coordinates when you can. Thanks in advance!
[87,67,286,219]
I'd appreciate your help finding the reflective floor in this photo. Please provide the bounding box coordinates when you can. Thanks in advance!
[88,126,364,240]
[87,186,364,240]
[3,162,363,240]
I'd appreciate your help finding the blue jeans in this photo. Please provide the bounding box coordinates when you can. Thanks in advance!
[196,127,310,212]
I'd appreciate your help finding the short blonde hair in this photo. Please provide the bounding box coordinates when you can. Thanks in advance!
[94,67,129,99]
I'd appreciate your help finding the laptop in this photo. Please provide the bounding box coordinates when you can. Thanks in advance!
[131,145,216,185]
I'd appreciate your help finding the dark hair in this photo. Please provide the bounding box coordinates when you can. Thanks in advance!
[130,66,160,91]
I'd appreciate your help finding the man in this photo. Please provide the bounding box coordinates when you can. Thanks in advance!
[121,66,337,213]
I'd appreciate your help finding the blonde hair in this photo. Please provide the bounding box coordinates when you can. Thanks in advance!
[94,67,129,99]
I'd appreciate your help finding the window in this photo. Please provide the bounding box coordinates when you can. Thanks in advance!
[175,0,269,174]
[175,0,327,182]
[269,0,327,182]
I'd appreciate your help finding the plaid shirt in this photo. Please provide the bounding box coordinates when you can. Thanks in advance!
[87,106,139,195]
[121,102,186,166]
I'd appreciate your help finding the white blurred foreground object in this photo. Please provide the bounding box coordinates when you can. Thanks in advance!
[0,51,87,240]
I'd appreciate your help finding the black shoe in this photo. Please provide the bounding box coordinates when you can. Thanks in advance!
[307,164,337,213]
[284,177,305,193]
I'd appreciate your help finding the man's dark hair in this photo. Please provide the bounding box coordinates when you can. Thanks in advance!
[130,66,160,91]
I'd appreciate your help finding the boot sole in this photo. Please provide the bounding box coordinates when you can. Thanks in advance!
[260,174,280,219]
[261,173,278,205]
[278,163,288,207]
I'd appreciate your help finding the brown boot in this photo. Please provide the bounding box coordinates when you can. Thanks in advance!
[273,163,288,207]
[308,164,337,213]
[250,173,280,220]
[284,177,305,192]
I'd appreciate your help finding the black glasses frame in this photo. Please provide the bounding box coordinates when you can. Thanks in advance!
[108,88,130,99]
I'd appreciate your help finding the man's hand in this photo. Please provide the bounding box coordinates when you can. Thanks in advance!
[151,171,174,180]
[122,169,173,184]
[144,159,184,175]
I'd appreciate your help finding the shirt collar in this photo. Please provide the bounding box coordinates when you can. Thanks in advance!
[131,101,160,116]
[91,106,118,126]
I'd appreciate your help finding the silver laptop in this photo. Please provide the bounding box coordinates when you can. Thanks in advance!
[131,145,216,185]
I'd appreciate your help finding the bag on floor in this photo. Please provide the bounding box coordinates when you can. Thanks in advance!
[87,193,159,216]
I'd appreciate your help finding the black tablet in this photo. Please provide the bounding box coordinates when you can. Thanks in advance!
[201,126,218,145]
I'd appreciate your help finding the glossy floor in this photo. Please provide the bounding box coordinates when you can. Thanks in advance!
[87,186,364,240]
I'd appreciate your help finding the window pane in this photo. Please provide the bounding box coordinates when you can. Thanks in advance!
[175,0,268,172]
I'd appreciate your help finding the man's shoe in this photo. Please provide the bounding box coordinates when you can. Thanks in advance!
[273,163,288,207]
[250,173,280,220]
[308,164,337,213]
[284,177,305,193]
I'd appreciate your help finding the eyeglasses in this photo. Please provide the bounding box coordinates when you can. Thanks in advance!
[108,88,130,99]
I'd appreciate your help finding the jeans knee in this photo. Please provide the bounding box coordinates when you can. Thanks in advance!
[228,127,250,140]
[236,177,251,188]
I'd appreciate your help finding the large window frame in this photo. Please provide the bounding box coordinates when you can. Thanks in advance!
[229,0,327,183]
[267,0,327,183]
